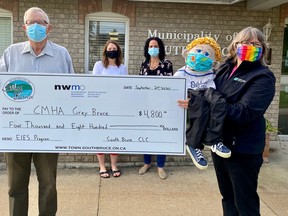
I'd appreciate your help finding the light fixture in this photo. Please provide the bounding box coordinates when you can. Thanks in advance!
[109,29,119,41]
[263,19,273,65]
[263,18,272,43]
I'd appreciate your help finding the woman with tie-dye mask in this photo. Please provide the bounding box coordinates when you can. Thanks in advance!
[178,26,275,215]
[210,27,275,215]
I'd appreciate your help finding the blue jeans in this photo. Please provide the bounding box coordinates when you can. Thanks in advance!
[212,152,263,216]
[143,154,166,168]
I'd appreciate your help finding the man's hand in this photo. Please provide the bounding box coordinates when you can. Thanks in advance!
[177,99,189,109]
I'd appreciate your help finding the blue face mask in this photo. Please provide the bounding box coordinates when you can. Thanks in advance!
[186,53,213,72]
[26,23,47,42]
[148,47,159,57]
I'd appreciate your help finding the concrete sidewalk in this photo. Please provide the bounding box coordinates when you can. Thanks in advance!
[0,141,287,216]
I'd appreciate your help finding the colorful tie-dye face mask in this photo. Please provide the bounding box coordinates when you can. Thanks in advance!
[237,45,262,62]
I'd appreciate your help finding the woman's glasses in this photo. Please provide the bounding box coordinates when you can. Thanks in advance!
[237,41,262,48]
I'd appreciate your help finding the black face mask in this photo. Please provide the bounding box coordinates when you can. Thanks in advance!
[106,50,119,59]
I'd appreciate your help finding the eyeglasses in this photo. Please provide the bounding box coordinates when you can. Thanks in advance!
[237,41,262,48]
[25,20,48,26]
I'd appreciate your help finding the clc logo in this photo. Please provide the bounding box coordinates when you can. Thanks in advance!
[2,78,34,102]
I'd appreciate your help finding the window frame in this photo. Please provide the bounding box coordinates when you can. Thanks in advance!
[85,12,130,73]
[0,8,13,56]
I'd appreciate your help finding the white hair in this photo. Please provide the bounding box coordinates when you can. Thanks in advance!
[23,7,50,24]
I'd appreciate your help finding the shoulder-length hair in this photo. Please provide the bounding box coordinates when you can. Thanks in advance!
[227,26,269,66]
[143,37,166,61]
[102,40,123,68]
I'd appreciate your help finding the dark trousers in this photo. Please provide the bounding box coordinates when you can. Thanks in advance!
[186,88,227,149]
[5,153,58,216]
[143,154,166,168]
[212,152,263,216]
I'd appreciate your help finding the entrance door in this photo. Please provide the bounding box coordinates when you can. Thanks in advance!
[279,21,288,141]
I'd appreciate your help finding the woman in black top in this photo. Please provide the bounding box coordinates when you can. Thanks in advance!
[139,37,173,76]
[178,27,275,215]
[212,27,275,216]
[138,37,173,180]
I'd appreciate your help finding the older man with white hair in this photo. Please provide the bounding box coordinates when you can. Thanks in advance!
[0,7,74,216]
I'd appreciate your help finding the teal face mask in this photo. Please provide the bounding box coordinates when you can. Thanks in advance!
[148,47,159,57]
[26,23,47,42]
[186,53,213,72]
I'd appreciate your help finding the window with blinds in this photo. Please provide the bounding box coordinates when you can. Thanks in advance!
[85,13,129,73]
[88,21,126,71]
[0,16,12,56]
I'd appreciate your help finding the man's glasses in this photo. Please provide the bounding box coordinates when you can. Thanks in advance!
[25,20,48,26]
[237,41,262,48]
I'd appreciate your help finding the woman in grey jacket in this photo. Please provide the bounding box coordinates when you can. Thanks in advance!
[212,27,276,216]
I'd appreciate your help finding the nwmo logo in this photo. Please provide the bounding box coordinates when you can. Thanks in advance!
[54,85,85,91]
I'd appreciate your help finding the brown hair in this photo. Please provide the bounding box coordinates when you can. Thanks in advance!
[102,40,123,68]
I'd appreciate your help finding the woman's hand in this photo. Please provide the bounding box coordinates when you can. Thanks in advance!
[177,99,189,109]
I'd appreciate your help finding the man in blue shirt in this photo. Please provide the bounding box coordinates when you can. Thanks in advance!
[0,7,74,216]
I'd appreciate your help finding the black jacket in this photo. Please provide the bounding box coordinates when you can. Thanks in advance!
[214,59,276,154]
[186,88,227,149]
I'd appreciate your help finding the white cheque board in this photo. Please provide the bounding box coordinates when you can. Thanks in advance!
[0,73,186,155]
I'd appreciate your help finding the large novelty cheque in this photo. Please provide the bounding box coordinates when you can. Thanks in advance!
[0,73,186,155]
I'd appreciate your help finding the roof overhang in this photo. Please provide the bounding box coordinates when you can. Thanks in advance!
[128,0,288,10]
[246,0,288,10]
[129,0,244,4]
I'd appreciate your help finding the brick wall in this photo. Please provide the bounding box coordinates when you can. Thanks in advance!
[130,2,282,144]
[0,0,285,166]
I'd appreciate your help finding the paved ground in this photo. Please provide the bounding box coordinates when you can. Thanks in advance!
[0,141,287,216]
